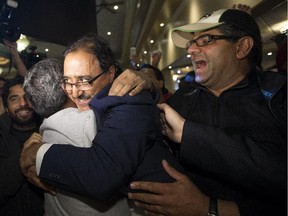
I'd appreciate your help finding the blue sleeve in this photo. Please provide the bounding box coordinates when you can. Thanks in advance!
[39,100,160,200]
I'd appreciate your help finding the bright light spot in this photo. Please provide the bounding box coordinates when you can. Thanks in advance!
[160,23,164,27]
[177,70,181,74]
[150,40,154,44]
[107,32,112,35]
[267,52,273,56]
[168,66,172,69]
[144,51,147,54]
[45,48,49,52]
[114,5,118,10]
[187,54,191,58]
[172,75,178,81]
[16,34,30,51]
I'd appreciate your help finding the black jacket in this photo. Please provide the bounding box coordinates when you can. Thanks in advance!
[0,114,44,216]
[167,70,287,216]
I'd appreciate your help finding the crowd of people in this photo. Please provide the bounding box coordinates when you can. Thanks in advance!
[0,3,286,216]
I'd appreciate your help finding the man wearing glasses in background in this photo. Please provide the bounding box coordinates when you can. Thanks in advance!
[126,8,287,216]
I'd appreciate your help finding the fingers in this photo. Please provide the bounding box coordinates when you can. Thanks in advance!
[134,202,165,216]
[25,165,56,195]
[109,71,138,96]
[110,81,137,96]
[156,103,166,111]
[232,4,252,15]
[129,191,159,204]
[23,132,42,149]
[161,160,186,182]
[109,69,153,96]
[130,181,169,195]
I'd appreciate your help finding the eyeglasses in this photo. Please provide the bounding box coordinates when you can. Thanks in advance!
[61,72,104,92]
[186,34,240,50]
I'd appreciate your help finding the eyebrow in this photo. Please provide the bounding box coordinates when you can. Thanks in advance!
[63,75,92,79]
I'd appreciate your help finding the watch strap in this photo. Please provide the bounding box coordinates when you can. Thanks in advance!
[208,197,218,216]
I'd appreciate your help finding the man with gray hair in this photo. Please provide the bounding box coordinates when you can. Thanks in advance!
[24,58,131,215]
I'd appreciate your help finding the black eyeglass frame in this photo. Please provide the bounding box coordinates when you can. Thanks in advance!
[186,34,240,50]
[60,72,105,91]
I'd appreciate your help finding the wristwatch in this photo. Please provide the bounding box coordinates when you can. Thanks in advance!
[208,197,218,216]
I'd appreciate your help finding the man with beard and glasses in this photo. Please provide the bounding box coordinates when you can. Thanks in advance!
[0,75,44,216]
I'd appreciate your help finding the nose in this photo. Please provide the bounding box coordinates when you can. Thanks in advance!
[70,85,83,98]
[19,96,29,106]
[187,42,201,56]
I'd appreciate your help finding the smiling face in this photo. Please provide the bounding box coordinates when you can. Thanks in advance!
[186,28,249,96]
[63,50,115,111]
[6,84,35,130]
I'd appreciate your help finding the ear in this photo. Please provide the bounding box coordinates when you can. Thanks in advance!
[158,80,164,88]
[235,36,254,60]
[108,66,116,83]
[5,107,9,115]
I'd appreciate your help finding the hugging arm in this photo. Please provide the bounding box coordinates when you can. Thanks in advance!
[38,94,159,200]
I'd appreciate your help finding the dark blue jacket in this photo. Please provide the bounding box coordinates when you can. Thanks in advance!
[39,84,183,200]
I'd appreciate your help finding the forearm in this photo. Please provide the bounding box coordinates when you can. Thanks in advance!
[11,51,27,76]
[39,99,159,199]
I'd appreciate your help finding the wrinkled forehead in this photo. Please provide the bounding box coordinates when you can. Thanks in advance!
[63,51,101,77]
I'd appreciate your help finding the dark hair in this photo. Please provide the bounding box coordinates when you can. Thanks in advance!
[140,64,164,81]
[64,33,121,77]
[2,75,24,108]
[218,24,263,71]
[23,58,67,118]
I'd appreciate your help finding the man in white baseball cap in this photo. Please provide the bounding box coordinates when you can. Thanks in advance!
[128,8,286,216]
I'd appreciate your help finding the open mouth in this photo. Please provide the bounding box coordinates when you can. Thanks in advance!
[16,109,32,118]
[195,60,207,69]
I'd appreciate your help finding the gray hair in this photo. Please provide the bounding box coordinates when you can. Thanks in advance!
[23,58,67,118]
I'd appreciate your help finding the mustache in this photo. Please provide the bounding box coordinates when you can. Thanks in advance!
[77,94,92,100]
[15,106,34,113]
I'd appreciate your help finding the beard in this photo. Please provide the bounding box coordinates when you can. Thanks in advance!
[9,107,36,126]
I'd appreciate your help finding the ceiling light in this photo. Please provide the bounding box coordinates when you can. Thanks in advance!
[16,34,30,51]
[168,66,172,69]
[114,5,118,10]
[45,48,49,52]
[160,23,164,27]
[107,32,111,35]
[0,57,9,66]
[143,51,147,54]
[172,75,178,81]
[267,52,273,56]
[150,40,154,44]
[187,54,191,58]
[280,26,288,33]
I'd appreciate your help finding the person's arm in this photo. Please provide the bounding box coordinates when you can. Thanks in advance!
[109,69,158,97]
[3,39,27,76]
[157,102,286,214]
[35,92,160,200]
[128,160,240,216]
[19,133,56,194]
[158,99,286,198]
